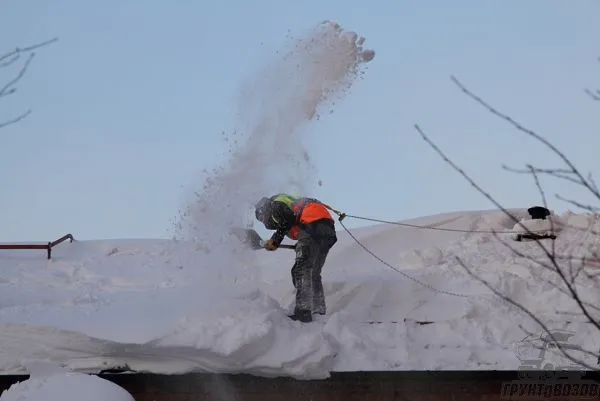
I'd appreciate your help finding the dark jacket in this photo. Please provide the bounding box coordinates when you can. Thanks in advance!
[263,200,336,247]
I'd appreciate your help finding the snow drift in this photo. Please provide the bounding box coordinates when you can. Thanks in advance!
[0,208,599,379]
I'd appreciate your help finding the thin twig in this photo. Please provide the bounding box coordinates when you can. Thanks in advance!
[450,75,600,202]
[0,37,57,130]
[585,89,600,101]
[0,110,31,129]
[444,77,600,330]
[418,120,600,335]
[413,71,600,366]
[0,52,35,99]
[457,257,597,369]
[0,38,58,65]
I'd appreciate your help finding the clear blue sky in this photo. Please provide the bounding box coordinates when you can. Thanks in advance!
[0,0,598,241]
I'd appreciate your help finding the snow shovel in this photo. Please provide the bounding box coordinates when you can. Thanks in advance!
[231,227,296,250]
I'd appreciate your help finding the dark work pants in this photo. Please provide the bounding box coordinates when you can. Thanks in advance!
[291,219,337,314]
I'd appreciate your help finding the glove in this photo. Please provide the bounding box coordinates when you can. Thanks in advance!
[264,239,278,251]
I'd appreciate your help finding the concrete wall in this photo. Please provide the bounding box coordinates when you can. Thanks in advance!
[1,371,598,400]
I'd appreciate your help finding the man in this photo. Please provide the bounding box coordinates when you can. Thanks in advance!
[254,193,338,323]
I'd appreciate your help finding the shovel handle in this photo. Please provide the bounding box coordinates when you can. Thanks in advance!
[234,228,297,251]
[259,240,296,250]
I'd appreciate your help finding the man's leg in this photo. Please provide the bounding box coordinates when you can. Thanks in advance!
[310,220,338,316]
[311,246,328,315]
[290,260,299,290]
[289,234,317,322]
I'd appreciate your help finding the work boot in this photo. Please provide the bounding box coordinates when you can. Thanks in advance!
[288,309,312,323]
[312,305,326,316]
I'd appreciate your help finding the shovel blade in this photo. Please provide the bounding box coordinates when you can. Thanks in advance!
[230,227,266,250]
[230,227,295,250]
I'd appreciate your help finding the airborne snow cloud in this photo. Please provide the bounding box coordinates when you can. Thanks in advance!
[173,21,375,268]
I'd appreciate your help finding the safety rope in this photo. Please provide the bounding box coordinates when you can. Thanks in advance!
[339,212,526,234]
[319,200,565,236]
[336,217,472,298]
[314,203,472,298]
[308,203,559,323]
[307,202,556,300]
[318,203,550,298]
[334,213,563,328]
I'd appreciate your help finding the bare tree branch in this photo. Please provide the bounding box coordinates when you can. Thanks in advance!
[0,38,58,65]
[0,52,35,99]
[585,57,599,101]
[0,109,31,129]
[0,37,58,129]
[528,165,558,259]
[456,256,598,369]
[503,165,586,187]
[450,75,600,203]
[555,195,600,213]
[414,69,600,369]
[584,89,599,101]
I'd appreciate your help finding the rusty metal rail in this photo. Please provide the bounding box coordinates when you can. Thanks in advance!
[0,233,75,259]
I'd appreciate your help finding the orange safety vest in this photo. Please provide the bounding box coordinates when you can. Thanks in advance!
[270,194,333,240]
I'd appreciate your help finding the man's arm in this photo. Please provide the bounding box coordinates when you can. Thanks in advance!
[269,201,297,246]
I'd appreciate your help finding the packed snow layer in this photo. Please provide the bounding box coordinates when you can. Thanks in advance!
[0,361,133,401]
[0,209,599,379]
